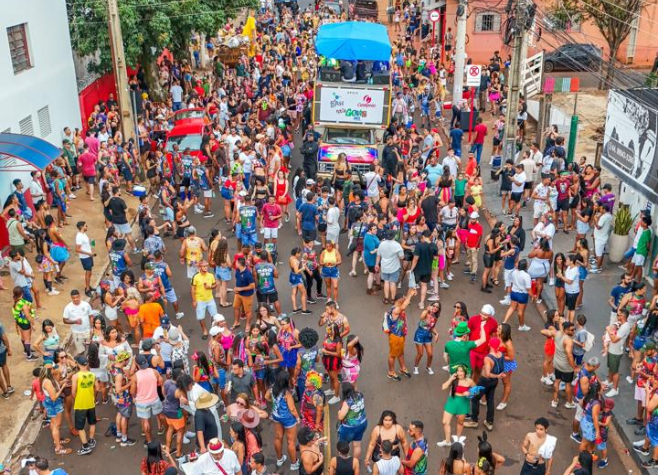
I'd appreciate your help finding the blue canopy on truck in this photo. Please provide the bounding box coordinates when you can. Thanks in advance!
[315,21,391,62]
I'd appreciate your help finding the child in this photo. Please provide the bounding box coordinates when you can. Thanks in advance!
[250,342,268,409]
[572,314,588,371]
[445,229,458,275]
[596,398,614,468]
[602,321,620,356]
[31,367,47,423]
[454,172,467,208]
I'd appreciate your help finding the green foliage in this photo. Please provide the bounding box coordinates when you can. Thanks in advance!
[646,72,658,88]
[67,0,257,76]
[613,205,634,235]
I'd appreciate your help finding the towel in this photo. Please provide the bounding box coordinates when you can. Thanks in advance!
[538,434,557,460]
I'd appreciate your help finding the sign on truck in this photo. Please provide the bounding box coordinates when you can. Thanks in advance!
[313,84,391,127]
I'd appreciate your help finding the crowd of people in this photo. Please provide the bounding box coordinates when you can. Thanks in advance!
[4,1,657,475]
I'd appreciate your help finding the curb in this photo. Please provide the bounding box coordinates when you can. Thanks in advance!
[3,194,152,468]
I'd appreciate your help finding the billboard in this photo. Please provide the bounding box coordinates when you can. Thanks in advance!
[602,89,658,202]
[318,144,377,164]
[317,85,388,125]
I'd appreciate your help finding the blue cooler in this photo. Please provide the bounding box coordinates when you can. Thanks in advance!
[132,185,147,197]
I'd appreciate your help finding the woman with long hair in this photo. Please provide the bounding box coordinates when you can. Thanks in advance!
[439,442,470,474]
[212,237,232,308]
[562,451,594,475]
[437,364,476,447]
[35,229,59,296]
[87,342,109,404]
[140,441,176,475]
[192,350,218,393]
[34,319,60,362]
[364,410,408,469]
[322,323,343,405]
[413,302,440,375]
[575,239,590,309]
[266,371,300,470]
[40,365,72,455]
[341,334,364,388]
[337,382,368,459]
[230,421,249,475]
[496,323,516,410]
[578,382,603,454]
[290,247,309,314]
[274,170,293,222]
[540,310,559,386]
[12,286,36,360]
[476,432,505,472]
[553,253,567,315]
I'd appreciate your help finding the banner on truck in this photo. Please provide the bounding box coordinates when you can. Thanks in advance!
[318,144,377,163]
[319,86,387,125]
[601,89,658,202]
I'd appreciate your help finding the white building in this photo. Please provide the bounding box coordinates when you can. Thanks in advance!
[0,0,81,198]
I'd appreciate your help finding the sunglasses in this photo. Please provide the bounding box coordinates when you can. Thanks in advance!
[454,305,461,309]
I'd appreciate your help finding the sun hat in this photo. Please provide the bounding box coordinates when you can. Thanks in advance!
[196,392,220,410]
[207,438,224,454]
[168,327,182,344]
[116,351,131,363]
[237,408,261,429]
[454,321,470,337]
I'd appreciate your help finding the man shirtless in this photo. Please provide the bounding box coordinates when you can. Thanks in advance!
[520,418,556,475]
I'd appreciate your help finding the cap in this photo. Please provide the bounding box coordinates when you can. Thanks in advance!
[586,356,601,367]
[168,327,181,344]
[144,262,156,271]
[209,326,222,336]
[213,314,226,323]
[141,338,155,351]
[603,398,615,410]
[481,304,495,316]
[160,315,171,326]
[112,239,127,251]
[470,212,479,219]
[74,355,88,366]
[306,178,316,185]
[135,354,149,369]
[488,337,501,349]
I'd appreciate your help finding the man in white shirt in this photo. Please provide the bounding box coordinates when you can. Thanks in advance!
[9,249,39,304]
[225,128,241,161]
[503,259,533,332]
[532,213,556,249]
[170,80,184,111]
[190,438,242,475]
[75,221,96,297]
[591,201,613,273]
[62,289,93,355]
[442,149,461,178]
[531,175,551,226]
[603,310,630,397]
[363,164,382,204]
[29,171,46,204]
[376,231,404,303]
[518,150,538,201]
[510,164,527,216]
[326,197,341,247]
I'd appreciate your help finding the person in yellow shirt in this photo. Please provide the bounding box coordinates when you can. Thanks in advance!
[72,355,97,455]
[192,260,217,340]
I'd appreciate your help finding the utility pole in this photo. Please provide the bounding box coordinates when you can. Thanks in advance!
[503,0,535,162]
[107,0,136,141]
[451,0,467,104]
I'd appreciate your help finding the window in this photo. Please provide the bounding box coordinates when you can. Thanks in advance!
[19,116,34,136]
[7,24,32,73]
[1,128,10,134]
[37,106,51,137]
[475,12,501,33]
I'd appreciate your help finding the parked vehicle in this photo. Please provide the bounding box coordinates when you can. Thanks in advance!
[348,0,378,19]
[543,43,602,73]
[164,108,206,161]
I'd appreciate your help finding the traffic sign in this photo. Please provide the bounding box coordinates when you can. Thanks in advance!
[430,10,440,22]
[466,64,482,87]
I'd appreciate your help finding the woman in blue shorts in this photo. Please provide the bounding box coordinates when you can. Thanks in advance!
[40,365,72,455]
[337,382,368,459]
[268,371,300,470]
[319,241,342,305]
[503,259,532,332]
[289,247,310,314]
[497,323,517,411]
[413,302,440,375]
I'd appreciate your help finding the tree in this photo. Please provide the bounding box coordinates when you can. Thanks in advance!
[67,0,256,99]
[551,0,649,89]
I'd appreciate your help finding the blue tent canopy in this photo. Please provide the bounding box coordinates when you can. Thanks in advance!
[315,22,392,62]
[0,133,62,171]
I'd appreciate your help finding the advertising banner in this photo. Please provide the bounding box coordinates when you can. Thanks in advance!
[602,90,658,202]
[318,86,387,125]
[318,144,377,163]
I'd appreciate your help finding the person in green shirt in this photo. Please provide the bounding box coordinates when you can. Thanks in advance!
[443,321,487,374]
[454,172,468,208]
[629,215,652,282]
[62,140,80,190]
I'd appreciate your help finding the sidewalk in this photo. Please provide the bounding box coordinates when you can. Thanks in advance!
[455,114,645,473]
[0,192,139,465]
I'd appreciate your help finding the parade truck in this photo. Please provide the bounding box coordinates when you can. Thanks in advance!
[313,21,392,178]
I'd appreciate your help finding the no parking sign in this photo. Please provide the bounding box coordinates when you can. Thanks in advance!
[466,65,482,87]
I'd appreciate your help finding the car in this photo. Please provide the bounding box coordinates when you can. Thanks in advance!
[348,0,378,19]
[543,43,602,73]
[164,108,206,162]
[324,0,342,15]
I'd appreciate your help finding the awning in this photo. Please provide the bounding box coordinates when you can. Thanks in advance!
[315,21,392,62]
[0,133,62,171]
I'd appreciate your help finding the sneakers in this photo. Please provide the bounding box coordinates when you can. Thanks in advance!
[436,440,451,447]
[570,433,582,443]
[550,399,558,408]
[634,439,647,448]
[276,455,288,467]
[641,460,658,470]
[328,396,341,405]
[413,367,420,375]
[307,299,317,304]
[418,303,425,310]
[626,376,634,384]
[496,402,507,411]
[203,212,215,218]
[564,401,577,409]
[77,445,93,456]
[88,438,97,449]
[121,438,136,447]
[440,282,450,289]
[605,388,619,397]
[324,389,334,396]
[548,277,555,286]
[185,431,196,439]
[499,298,511,306]
[463,420,479,428]
[426,367,435,375]
[483,421,494,431]
[590,267,602,274]
[47,289,61,296]
[627,417,643,425]
[290,460,300,471]
[349,270,357,277]
[300,310,313,315]
[176,312,185,320]
[634,446,650,457]
[518,325,531,332]
[427,295,440,302]
[387,373,402,381]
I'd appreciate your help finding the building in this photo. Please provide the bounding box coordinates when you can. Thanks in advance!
[0,0,81,200]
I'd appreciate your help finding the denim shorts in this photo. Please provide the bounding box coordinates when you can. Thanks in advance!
[414,327,433,344]
[273,411,297,429]
[196,299,218,321]
[136,399,163,419]
[165,288,177,304]
[321,266,339,279]
[382,270,401,283]
[215,266,232,282]
[338,421,368,443]
[43,396,64,418]
[511,291,529,304]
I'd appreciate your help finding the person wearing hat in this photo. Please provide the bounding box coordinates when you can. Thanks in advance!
[444,319,488,376]
[192,438,241,475]
[109,238,132,290]
[131,354,164,444]
[463,336,505,431]
[71,355,97,455]
[193,392,221,454]
[464,212,483,283]
[109,351,136,447]
[466,304,499,382]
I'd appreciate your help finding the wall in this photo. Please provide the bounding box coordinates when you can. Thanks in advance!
[0,0,82,201]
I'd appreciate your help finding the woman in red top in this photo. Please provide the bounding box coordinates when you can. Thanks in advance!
[140,442,176,475]
[274,170,292,222]
[402,198,421,224]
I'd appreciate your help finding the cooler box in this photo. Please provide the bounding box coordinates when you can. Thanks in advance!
[132,185,147,197]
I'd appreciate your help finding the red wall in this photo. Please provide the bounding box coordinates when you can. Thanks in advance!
[78,73,118,132]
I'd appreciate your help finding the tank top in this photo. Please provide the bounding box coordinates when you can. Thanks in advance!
[480,353,505,383]
[298,346,319,379]
[553,332,571,373]
[255,262,276,294]
[272,390,293,419]
[12,299,33,326]
[185,238,202,265]
[323,249,338,265]
[109,250,127,276]
[301,388,325,428]
[153,261,172,291]
[135,368,159,404]
[341,393,366,427]
[73,370,96,410]
[336,455,355,475]
[300,450,324,475]
[7,218,23,246]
